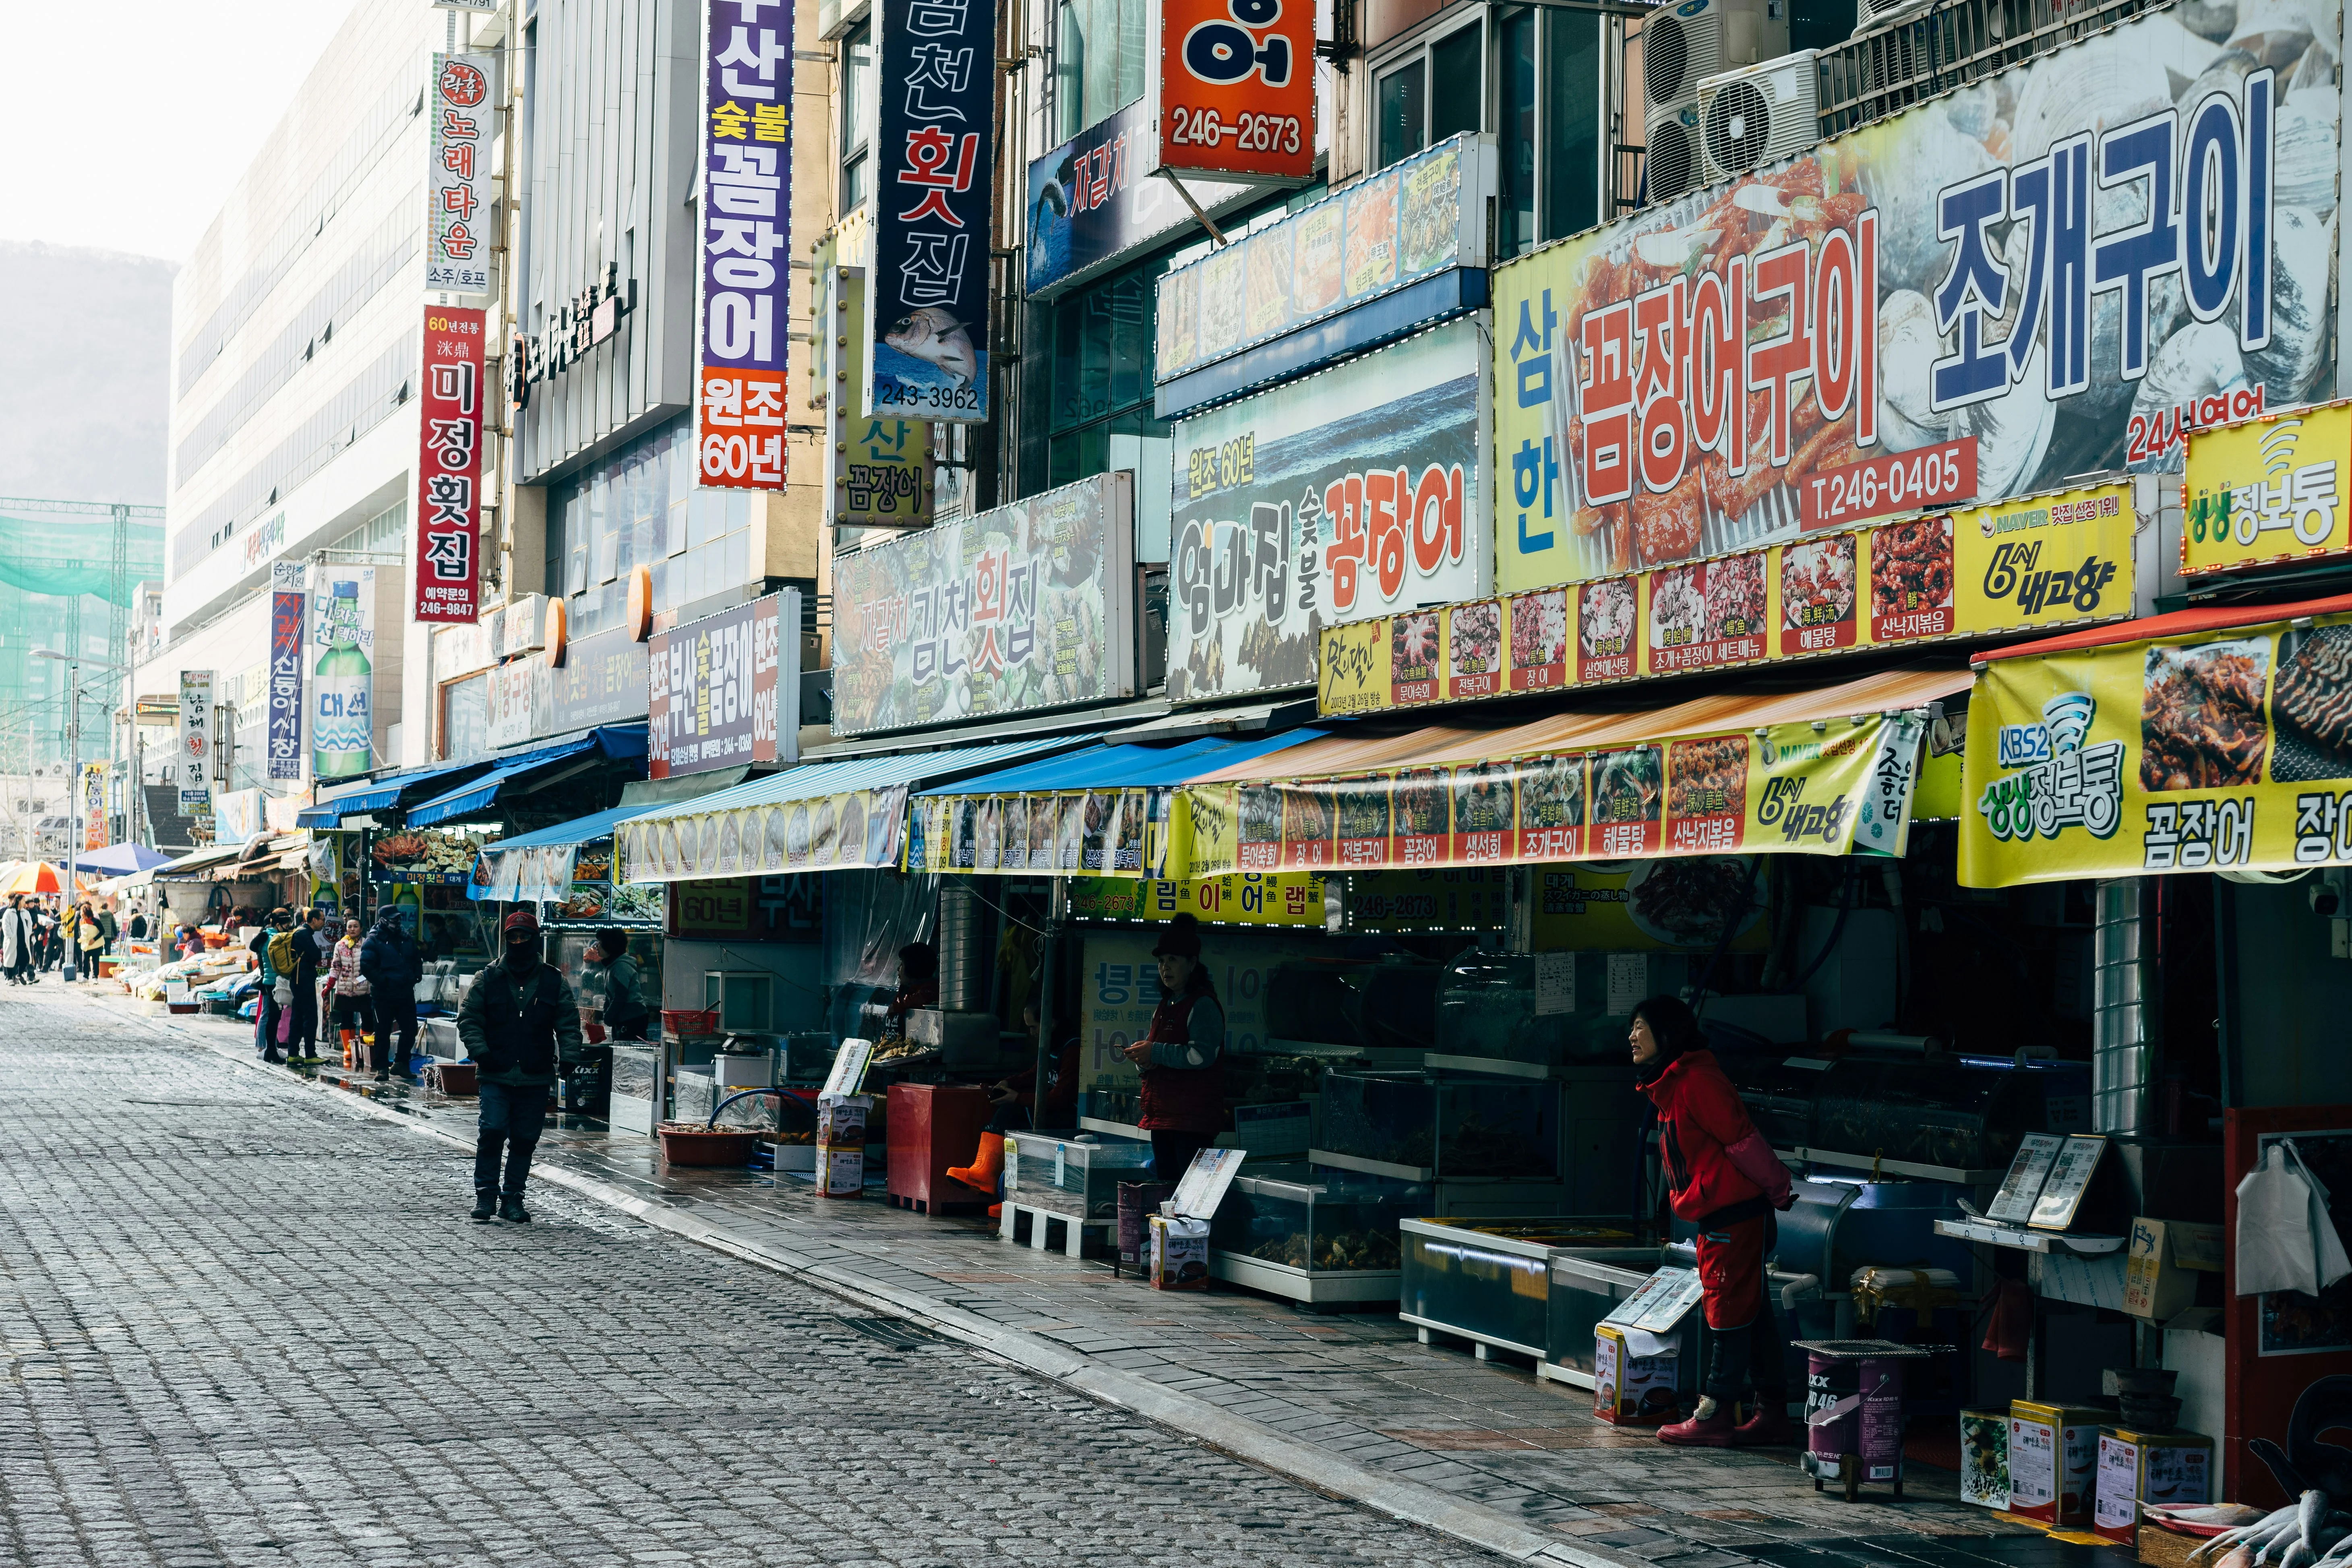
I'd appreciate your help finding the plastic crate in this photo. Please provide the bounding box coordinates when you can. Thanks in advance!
[662,1007,721,1037]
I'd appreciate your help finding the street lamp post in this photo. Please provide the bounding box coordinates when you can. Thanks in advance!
[35,649,130,985]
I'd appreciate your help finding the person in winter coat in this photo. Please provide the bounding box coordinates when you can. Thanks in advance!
[1118,913,1226,1181]
[456,909,582,1223]
[1,896,30,984]
[327,916,372,1055]
[1633,994,1797,1448]
[250,908,294,1063]
[583,928,651,1041]
[359,907,424,1081]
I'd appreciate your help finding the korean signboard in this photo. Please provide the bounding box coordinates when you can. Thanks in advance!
[1155,135,1489,388]
[1027,97,1250,297]
[310,565,376,781]
[1320,480,2137,716]
[1493,1,2340,594]
[414,307,486,624]
[1960,607,2352,885]
[1068,872,1326,926]
[830,472,1137,734]
[866,0,993,423]
[649,592,790,778]
[426,53,496,293]
[1078,929,1340,1105]
[266,562,305,782]
[550,627,651,731]
[1181,707,1928,877]
[484,659,544,751]
[819,265,933,529]
[697,0,794,490]
[1169,319,1489,703]
[666,876,821,941]
[2183,400,2352,576]
[83,763,105,853]
[616,787,910,881]
[178,670,215,814]
[1157,0,1315,182]
[911,785,1175,879]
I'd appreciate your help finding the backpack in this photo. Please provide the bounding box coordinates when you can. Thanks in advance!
[267,929,300,976]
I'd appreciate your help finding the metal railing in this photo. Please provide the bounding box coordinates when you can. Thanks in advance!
[1814,0,2162,137]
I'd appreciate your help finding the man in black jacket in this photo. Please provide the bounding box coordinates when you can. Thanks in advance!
[456,909,581,1222]
[359,906,423,1081]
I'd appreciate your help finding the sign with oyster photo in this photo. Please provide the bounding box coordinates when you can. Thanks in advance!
[1494,0,2341,590]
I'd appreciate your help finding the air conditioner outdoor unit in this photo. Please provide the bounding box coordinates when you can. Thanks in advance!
[1856,0,1936,31]
[1642,0,1783,110]
[1643,101,1705,204]
[1699,50,1822,184]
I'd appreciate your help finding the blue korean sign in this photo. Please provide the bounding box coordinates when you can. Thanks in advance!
[865,0,994,423]
[1024,96,1251,298]
[266,563,304,782]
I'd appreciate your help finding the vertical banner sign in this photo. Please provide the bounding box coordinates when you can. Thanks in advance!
[178,670,215,815]
[823,267,934,527]
[266,562,306,782]
[83,763,105,852]
[415,306,486,623]
[697,0,793,490]
[1157,0,1314,181]
[648,594,785,779]
[425,53,495,293]
[866,0,993,423]
[310,565,377,781]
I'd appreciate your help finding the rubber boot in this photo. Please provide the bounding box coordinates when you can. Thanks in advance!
[1733,1406,1796,1446]
[1659,1402,1740,1448]
[946,1131,1005,1193]
[471,1192,497,1222]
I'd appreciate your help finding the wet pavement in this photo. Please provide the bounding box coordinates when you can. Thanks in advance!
[0,987,1508,1568]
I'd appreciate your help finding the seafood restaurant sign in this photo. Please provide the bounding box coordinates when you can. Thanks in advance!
[1495,0,2343,591]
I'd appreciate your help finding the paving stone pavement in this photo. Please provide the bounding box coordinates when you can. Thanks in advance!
[1,989,1518,1568]
[60,988,2103,1568]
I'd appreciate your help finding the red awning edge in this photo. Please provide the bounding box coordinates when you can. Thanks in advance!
[1970,591,2352,666]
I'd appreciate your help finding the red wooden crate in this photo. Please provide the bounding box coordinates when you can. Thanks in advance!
[885,1083,993,1213]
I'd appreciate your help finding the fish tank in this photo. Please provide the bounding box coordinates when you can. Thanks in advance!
[1003,1133,1157,1218]
[1209,1171,1427,1274]
[1439,951,1703,1067]
[1402,1217,1640,1357]
[1264,957,1442,1053]
[1810,1057,2052,1172]
[1319,1069,1559,1179]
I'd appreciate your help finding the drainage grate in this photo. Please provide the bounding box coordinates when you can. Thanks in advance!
[833,1315,949,1353]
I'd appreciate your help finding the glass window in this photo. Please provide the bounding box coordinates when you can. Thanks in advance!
[1056,0,1148,139]
[1430,25,1482,143]
[1543,11,1602,240]
[841,24,873,211]
[1377,59,1426,169]
[1499,9,1537,255]
[441,674,488,761]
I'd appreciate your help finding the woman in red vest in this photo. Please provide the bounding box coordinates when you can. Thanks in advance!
[1634,994,1796,1447]
[1120,914,1225,1181]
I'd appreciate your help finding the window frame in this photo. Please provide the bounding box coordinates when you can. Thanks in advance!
[1367,8,1486,170]
[840,22,874,213]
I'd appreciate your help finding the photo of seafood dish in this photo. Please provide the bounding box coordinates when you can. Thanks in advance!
[1782,535,1857,631]
[1082,790,1117,869]
[947,798,972,870]
[1511,590,1568,671]
[1397,145,1461,275]
[1343,175,1398,298]
[1872,516,1955,619]
[1625,856,1766,945]
[1028,795,1057,867]
[1245,228,1294,340]
[1581,578,1637,660]
[699,815,725,875]
[1239,784,1285,848]
[718,813,742,873]
[2273,625,2352,781]
[785,803,811,865]
[1160,266,1200,372]
[1451,761,1516,833]
[1591,747,1664,824]
[1114,790,1148,871]
[1392,611,1441,682]
[1704,552,1766,640]
[1450,599,1502,676]
[1520,755,1586,829]
[1649,566,1703,649]
[1293,205,1343,316]
[1393,769,1450,837]
[765,807,792,869]
[1001,797,1031,869]
[972,797,999,870]
[2142,639,2271,791]
[1631,487,1707,569]
[1281,788,1334,848]
[1668,736,1750,820]
[1334,778,1391,842]
[1200,247,1246,357]
[1056,794,1085,871]
[573,846,614,884]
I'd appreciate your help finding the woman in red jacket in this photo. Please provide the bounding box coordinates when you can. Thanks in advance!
[1633,994,1797,1447]
[1120,914,1225,1180]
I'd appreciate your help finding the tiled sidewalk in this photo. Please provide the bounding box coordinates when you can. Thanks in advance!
[114,995,2082,1568]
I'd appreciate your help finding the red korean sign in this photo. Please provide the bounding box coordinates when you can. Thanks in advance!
[1158,0,1314,181]
[414,307,485,624]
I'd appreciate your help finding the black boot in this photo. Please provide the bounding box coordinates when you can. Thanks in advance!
[499,1195,530,1223]
[474,1132,505,1201]
[471,1191,497,1222]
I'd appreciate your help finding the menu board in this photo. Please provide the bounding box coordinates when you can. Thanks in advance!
[1604,1267,1706,1334]
[1985,1132,2067,1225]
[2028,1134,2109,1231]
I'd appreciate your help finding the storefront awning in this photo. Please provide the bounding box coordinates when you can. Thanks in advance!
[1960,596,2352,887]
[466,803,654,902]
[613,732,1091,883]
[1175,664,1971,875]
[298,726,647,827]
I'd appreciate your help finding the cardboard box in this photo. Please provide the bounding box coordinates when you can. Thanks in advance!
[1594,1325,1680,1425]
[814,1144,864,1198]
[1150,1214,1210,1290]
[2123,1218,2206,1320]
[2010,1401,2106,1526]
[815,1092,870,1149]
[1960,1407,2011,1509]
[2094,1429,2212,1545]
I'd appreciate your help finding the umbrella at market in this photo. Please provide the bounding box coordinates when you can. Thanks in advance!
[0,861,97,896]
[75,843,173,877]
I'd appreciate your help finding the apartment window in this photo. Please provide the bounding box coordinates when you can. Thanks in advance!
[1376,17,1481,170]
[1376,59,1426,167]
[840,24,873,211]
[1055,0,1146,140]
[1494,8,1602,252]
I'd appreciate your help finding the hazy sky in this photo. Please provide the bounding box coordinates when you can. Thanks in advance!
[1,1,364,261]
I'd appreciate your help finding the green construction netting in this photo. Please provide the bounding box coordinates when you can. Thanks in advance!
[0,515,164,604]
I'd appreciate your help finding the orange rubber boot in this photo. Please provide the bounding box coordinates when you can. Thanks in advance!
[947,1131,1006,1194]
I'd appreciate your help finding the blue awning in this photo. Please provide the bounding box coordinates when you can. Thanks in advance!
[915,727,1328,796]
[298,725,648,828]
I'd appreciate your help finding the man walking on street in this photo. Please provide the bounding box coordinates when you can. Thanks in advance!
[252,908,294,1063]
[359,907,422,1081]
[456,910,580,1223]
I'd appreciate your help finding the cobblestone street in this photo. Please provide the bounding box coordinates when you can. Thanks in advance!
[0,989,1504,1568]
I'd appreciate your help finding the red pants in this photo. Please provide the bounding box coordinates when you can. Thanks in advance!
[1694,1213,1769,1329]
